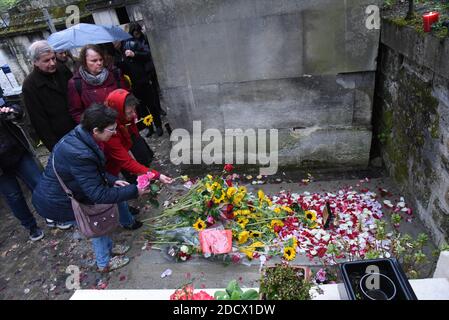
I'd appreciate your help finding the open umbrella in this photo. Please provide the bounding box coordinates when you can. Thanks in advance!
[47,23,132,51]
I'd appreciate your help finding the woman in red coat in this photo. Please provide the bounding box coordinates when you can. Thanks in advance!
[68,44,128,124]
[104,89,173,184]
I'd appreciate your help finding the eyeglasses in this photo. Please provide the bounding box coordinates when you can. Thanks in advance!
[104,126,117,133]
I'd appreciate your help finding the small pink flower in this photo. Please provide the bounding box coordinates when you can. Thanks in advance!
[137,174,150,189]
[206,215,215,226]
[316,268,327,283]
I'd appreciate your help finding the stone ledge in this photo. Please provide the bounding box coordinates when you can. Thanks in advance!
[381,18,449,81]
[70,278,449,300]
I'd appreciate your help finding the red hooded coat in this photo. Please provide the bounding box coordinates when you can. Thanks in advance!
[103,89,159,178]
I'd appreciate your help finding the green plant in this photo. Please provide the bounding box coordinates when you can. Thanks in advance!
[378,132,390,144]
[391,233,430,278]
[383,0,398,9]
[259,264,313,300]
[214,280,259,300]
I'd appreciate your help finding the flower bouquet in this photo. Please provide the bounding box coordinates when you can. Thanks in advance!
[170,284,215,300]
[137,171,160,208]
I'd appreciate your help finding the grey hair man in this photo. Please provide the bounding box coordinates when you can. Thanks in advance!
[22,39,75,152]
[27,40,57,74]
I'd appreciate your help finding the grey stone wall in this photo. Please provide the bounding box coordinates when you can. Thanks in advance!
[376,19,449,246]
[140,0,381,169]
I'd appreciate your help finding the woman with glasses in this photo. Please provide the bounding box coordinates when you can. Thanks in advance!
[32,104,156,272]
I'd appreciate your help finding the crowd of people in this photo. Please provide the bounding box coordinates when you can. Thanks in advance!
[0,22,172,272]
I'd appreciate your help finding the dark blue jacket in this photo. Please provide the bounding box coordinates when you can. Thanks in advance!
[32,125,138,222]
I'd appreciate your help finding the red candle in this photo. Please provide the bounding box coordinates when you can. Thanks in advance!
[423,12,439,32]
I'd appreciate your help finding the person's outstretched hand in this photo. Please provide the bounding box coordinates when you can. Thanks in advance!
[159,174,173,184]
[137,187,151,197]
[114,180,130,187]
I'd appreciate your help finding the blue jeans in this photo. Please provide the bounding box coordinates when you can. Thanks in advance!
[91,236,113,268]
[0,153,42,230]
[118,199,135,227]
[91,201,133,268]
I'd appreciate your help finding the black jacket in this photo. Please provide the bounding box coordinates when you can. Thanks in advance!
[22,64,76,151]
[0,100,42,176]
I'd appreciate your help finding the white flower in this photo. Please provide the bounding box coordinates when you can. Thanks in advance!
[180,245,189,253]
[180,256,187,261]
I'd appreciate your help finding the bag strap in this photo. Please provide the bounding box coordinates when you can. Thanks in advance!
[51,154,74,199]
[113,68,121,89]
[74,77,82,97]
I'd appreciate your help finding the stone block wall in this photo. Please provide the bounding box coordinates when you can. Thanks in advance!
[375,19,449,245]
[140,0,382,169]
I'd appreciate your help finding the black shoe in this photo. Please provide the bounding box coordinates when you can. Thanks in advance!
[29,227,44,242]
[129,206,140,216]
[156,127,163,137]
[123,220,143,230]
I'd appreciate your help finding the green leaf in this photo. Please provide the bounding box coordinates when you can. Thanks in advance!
[214,291,228,300]
[230,291,241,300]
[241,289,259,300]
[150,183,160,193]
[225,280,242,296]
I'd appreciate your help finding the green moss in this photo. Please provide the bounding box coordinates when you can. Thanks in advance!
[430,114,440,139]
[0,0,91,36]
[381,66,439,185]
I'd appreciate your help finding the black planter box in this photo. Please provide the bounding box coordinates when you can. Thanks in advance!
[339,258,418,300]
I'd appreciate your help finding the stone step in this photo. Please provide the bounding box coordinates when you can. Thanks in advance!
[70,278,449,300]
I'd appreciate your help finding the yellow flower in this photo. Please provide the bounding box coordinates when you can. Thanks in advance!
[305,210,317,221]
[207,182,221,193]
[233,192,245,206]
[207,175,213,180]
[181,175,189,182]
[250,241,265,248]
[283,247,296,261]
[238,231,249,244]
[293,236,298,248]
[282,206,293,213]
[237,217,249,228]
[226,187,237,199]
[193,218,206,231]
[270,220,284,229]
[274,207,281,214]
[249,230,262,238]
[213,190,226,204]
[265,199,273,206]
[143,114,154,126]
[240,247,255,260]
[258,190,265,201]
[238,186,247,194]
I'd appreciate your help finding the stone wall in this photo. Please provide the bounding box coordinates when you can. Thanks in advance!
[375,19,449,245]
[140,0,382,169]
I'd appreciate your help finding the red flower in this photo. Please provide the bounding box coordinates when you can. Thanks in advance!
[226,179,233,187]
[192,291,215,300]
[231,254,241,264]
[207,200,214,208]
[224,164,233,172]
